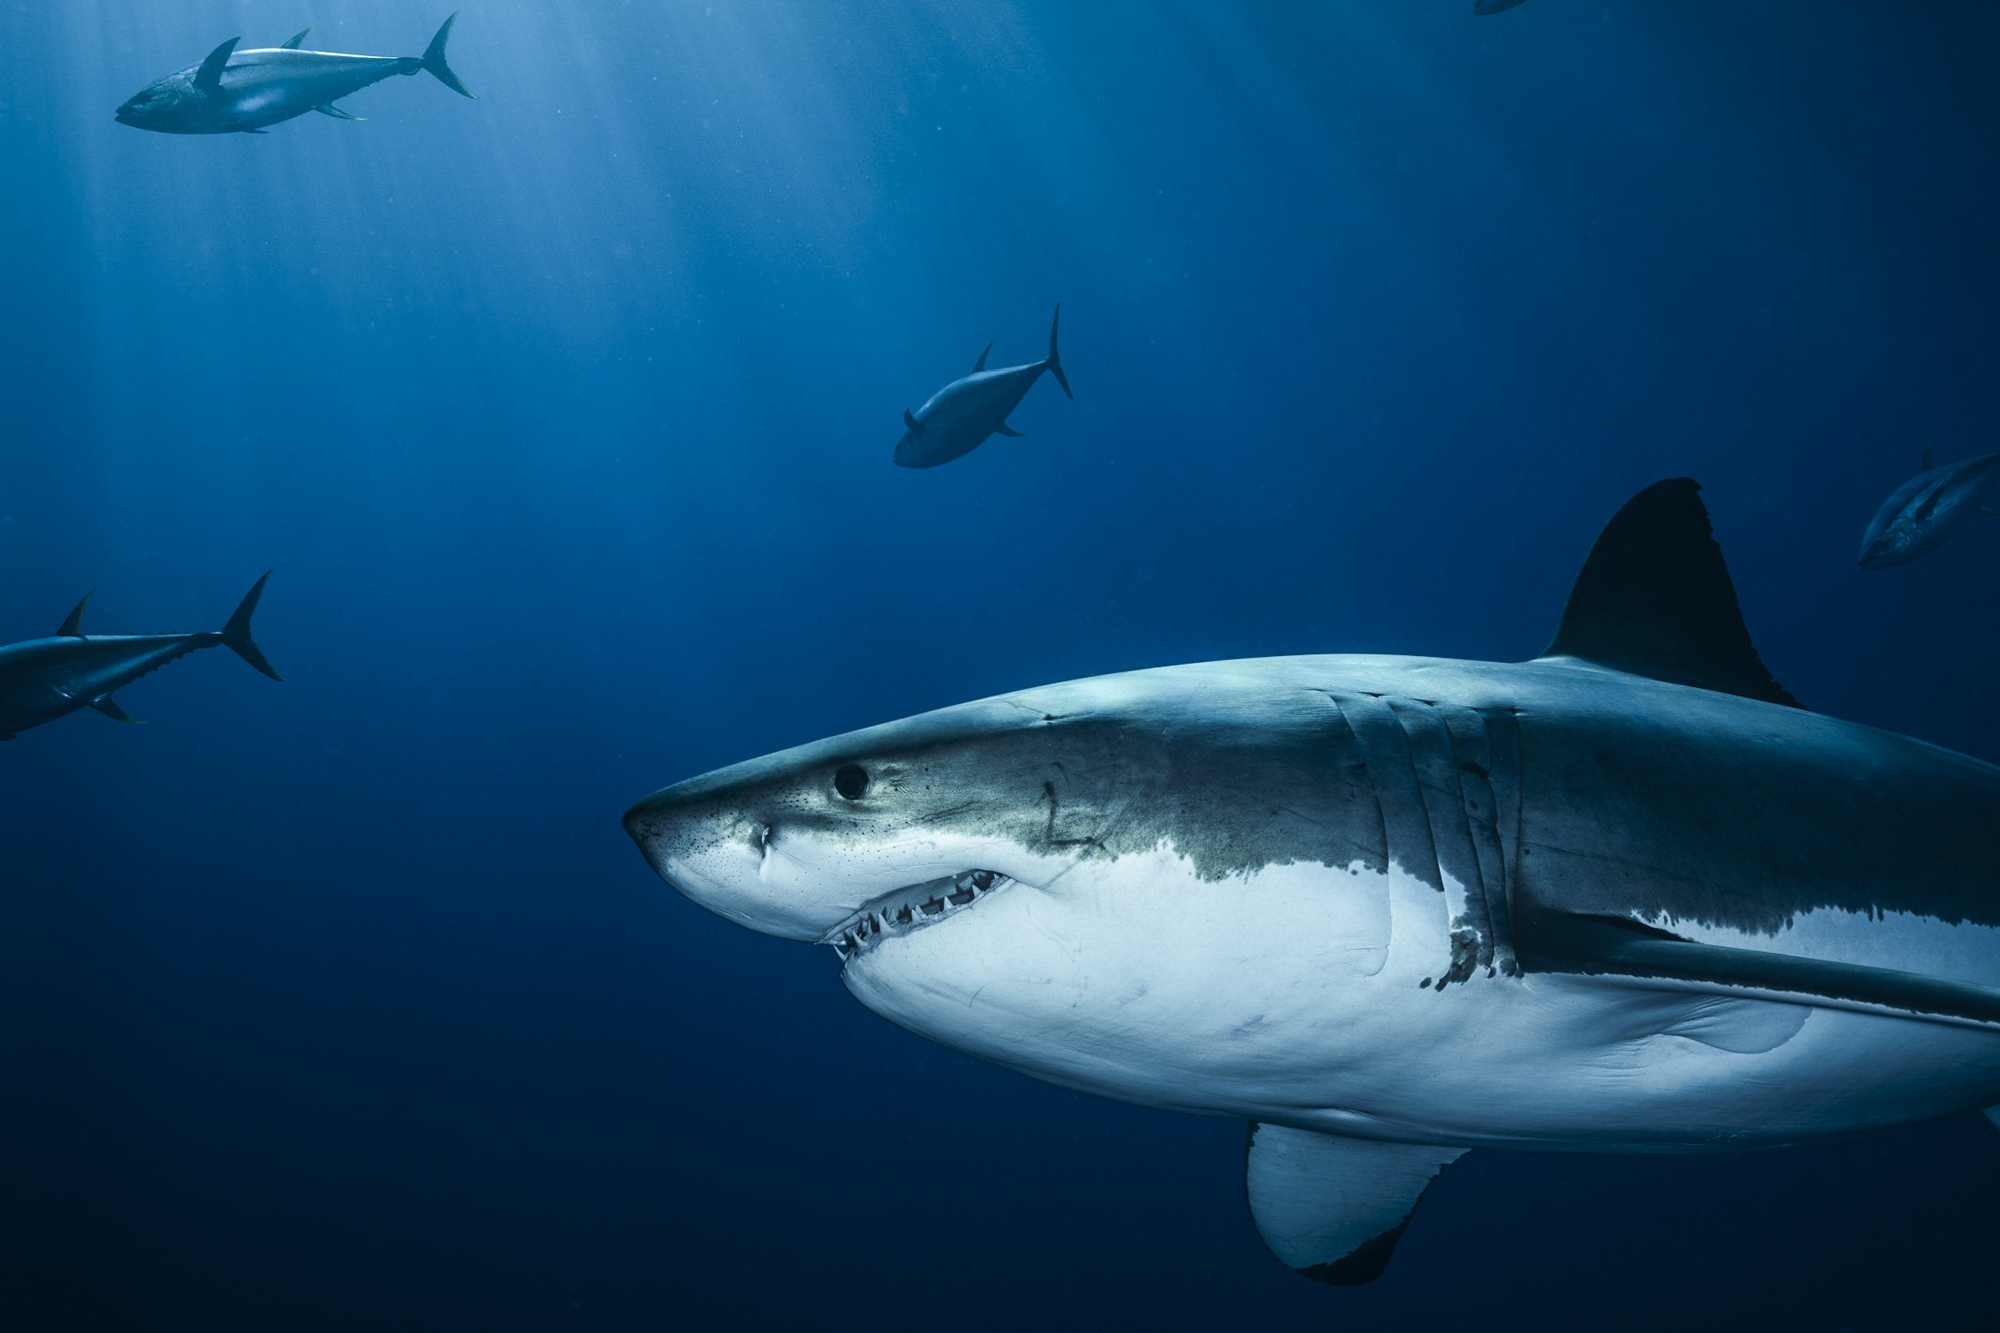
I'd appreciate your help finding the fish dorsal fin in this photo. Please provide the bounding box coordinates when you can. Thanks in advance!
[1923,446,1935,471]
[1244,1124,1465,1286]
[58,590,93,638]
[281,27,314,50]
[195,37,239,92]
[1540,478,1801,708]
[973,341,993,373]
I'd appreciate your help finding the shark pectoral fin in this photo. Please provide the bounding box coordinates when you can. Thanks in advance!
[1981,506,2000,518]
[1984,1107,2000,1132]
[972,340,993,373]
[315,103,365,121]
[1244,1124,1465,1286]
[281,27,315,50]
[241,129,268,135]
[994,421,1024,438]
[90,696,142,724]
[58,590,93,638]
[903,409,925,435]
[194,37,239,93]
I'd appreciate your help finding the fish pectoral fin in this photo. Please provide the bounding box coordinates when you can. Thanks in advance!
[90,696,143,725]
[241,128,268,135]
[315,102,365,121]
[993,420,1024,437]
[194,36,239,93]
[1244,1123,1464,1286]
[902,409,924,435]
[281,26,315,50]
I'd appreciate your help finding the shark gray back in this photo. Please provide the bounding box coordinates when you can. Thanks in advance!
[622,479,2000,1285]
[116,15,474,135]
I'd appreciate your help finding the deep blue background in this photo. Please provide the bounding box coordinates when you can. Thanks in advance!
[4,2,1999,1328]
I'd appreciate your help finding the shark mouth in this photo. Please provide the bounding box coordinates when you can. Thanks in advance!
[821,870,1010,961]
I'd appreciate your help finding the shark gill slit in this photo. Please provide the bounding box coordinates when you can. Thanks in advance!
[1323,694,1520,988]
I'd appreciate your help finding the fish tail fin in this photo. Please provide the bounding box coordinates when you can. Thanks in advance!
[422,13,477,98]
[221,572,284,682]
[1045,303,1072,400]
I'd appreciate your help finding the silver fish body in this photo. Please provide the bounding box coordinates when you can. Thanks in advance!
[1858,450,2000,569]
[0,576,281,739]
[115,17,473,135]
[894,306,1071,467]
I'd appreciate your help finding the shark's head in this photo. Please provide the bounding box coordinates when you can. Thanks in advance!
[623,662,1401,1113]
[115,73,204,132]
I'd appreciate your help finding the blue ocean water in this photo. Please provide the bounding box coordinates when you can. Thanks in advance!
[4,1,1998,1327]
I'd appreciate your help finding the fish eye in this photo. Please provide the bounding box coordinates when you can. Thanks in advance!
[833,765,869,800]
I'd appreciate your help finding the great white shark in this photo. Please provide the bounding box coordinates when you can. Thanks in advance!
[115,16,474,135]
[622,479,2000,1285]
[0,575,281,740]
[894,307,1071,468]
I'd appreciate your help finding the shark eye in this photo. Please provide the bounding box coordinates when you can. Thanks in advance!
[833,765,870,800]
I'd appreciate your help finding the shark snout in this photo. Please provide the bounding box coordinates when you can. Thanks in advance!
[624,786,801,937]
[626,780,886,942]
[623,747,1045,945]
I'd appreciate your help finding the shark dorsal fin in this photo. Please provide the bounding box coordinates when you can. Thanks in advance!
[195,37,240,92]
[281,27,314,50]
[58,590,93,637]
[1540,478,1801,708]
[973,341,993,373]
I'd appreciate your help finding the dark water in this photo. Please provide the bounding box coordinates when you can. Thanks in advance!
[4,2,1998,1328]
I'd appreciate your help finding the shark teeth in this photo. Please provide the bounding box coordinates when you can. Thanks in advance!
[823,870,1008,960]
